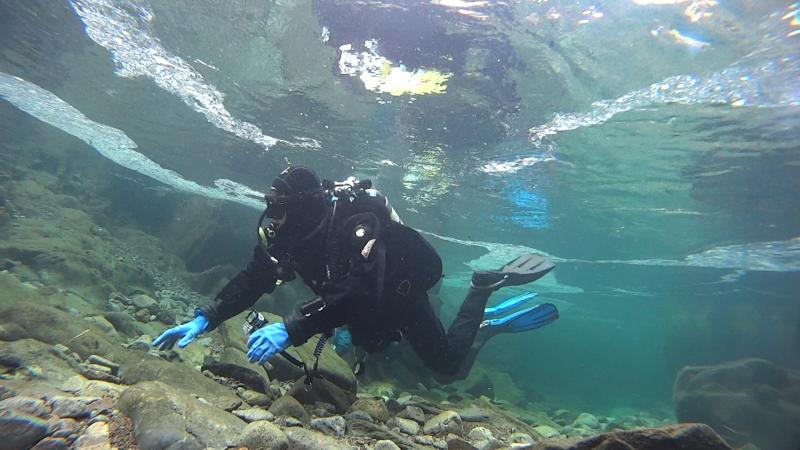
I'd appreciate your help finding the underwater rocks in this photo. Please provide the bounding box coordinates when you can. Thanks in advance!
[217,311,358,393]
[289,377,356,413]
[0,407,50,449]
[285,426,355,450]
[233,407,275,422]
[350,397,391,423]
[674,358,800,450]
[202,354,271,394]
[423,410,463,436]
[310,414,346,437]
[532,423,732,450]
[50,347,121,384]
[235,420,289,449]
[0,384,123,450]
[268,394,310,423]
[118,381,245,450]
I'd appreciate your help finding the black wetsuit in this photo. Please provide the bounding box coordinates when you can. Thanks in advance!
[199,199,492,376]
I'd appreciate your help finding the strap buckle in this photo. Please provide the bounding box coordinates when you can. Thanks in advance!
[396,279,411,296]
[300,296,327,317]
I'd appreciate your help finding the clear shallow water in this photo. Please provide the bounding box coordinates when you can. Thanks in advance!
[1,0,799,417]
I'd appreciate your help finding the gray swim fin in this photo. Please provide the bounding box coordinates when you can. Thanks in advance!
[472,253,554,290]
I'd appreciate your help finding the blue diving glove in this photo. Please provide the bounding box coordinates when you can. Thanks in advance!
[247,322,291,365]
[152,313,209,350]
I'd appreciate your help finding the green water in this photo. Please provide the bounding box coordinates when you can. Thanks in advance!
[1,0,798,429]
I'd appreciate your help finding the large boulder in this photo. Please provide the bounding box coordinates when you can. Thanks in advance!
[674,358,800,450]
[533,424,731,450]
[118,381,245,450]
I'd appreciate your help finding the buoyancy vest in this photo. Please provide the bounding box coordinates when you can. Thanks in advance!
[331,187,443,297]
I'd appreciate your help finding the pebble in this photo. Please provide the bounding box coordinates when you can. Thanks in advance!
[232,408,275,423]
[235,421,289,450]
[80,380,125,399]
[239,389,272,408]
[73,421,112,449]
[48,396,98,419]
[275,416,304,427]
[423,410,463,436]
[129,294,157,310]
[345,410,373,422]
[374,440,401,450]
[509,432,535,444]
[572,412,601,429]
[533,425,560,439]
[415,434,448,449]
[86,355,119,375]
[468,427,494,441]
[286,427,353,450]
[349,398,389,422]
[458,406,490,422]
[447,435,478,450]
[397,405,425,424]
[390,416,420,435]
[49,417,82,439]
[125,335,153,352]
[310,415,346,438]
[134,308,151,323]
[0,396,50,418]
[32,437,71,450]
[0,409,50,449]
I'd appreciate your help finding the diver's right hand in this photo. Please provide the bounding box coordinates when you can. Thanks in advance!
[152,313,209,350]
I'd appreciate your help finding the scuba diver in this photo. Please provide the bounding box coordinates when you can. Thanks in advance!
[153,166,558,379]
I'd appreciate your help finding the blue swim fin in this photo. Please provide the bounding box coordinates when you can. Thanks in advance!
[481,303,559,334]
[483,292,538,320]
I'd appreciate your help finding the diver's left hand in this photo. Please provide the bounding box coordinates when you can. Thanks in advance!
[247,322,292,364]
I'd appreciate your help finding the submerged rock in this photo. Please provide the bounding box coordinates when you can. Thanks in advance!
[0,396,50,418]
[48,417,82,440]
[468,426,494,441]
[289,377,355,413]
[531,423,732,449]
[31,437,70,450]
[349,397,390,422]
[235,420,288,450]
[268,395,309,423]
[201,354,270,395]
[0,408,49,450]
[571,412,601,429]
[423,410,463,436]
[232,407,275,423]
[285,427,354,450]
[118,381,245,450]
[128,294,158,311]
[469,427,503,450]
[389,416,420,435]
[73,421,111,449]
[533,425,561,439]
[310,415,346,437]
[374,440,401,450]
[239,389,273,408]
[457,405,490,422]
[674,358,800,450]
[48,396,100,419]
[397,405,426,424]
